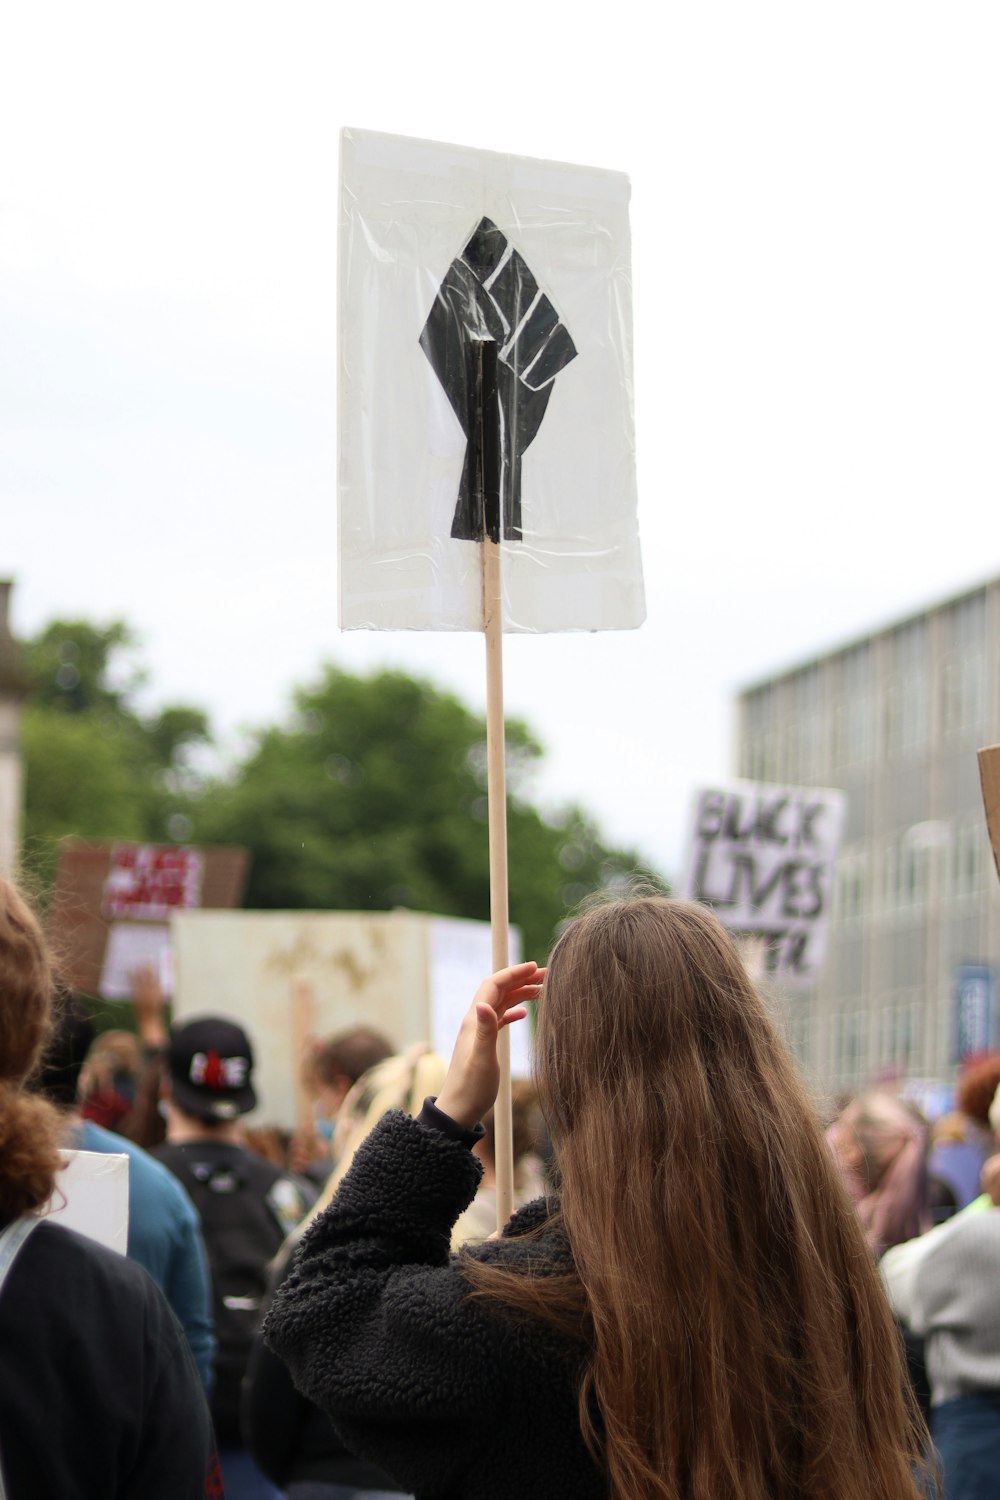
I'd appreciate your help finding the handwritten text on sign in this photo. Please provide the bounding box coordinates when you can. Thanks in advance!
[678,782,846,983]
[102,844,205,923]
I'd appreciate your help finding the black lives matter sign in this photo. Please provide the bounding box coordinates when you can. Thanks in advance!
[678,781,846,984]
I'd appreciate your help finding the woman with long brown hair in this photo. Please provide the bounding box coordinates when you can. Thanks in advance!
[266,896,931,1499]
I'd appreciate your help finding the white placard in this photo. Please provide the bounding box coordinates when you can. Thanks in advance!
[676,780,847,985]
[42,1150,129,1254]
[339,126,644,634]
[99,921,173,999]
[429,917,530,1078]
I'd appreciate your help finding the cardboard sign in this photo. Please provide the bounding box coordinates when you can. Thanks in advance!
[48,839,248,998]
[338,127,644,634]
[978,744,1000,886]
[676,780,846,985]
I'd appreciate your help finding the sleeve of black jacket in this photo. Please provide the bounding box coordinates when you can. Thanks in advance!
[263,1110,485,1415]
[263,1108,596,1496]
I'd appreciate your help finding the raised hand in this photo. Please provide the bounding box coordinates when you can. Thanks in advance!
[130,963,168,1048]
[434,961,545,1129]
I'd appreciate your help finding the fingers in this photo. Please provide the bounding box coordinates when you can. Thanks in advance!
[474,1000,528,1034]
[475,962,546,1014]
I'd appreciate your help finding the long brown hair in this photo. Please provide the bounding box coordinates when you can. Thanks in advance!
[0,878,64,1221]
[463,896,930,1500]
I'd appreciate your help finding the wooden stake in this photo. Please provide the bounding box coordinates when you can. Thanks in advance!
[475,336,514,1230]
[483,534,514,1229]
[290,974,317,1138]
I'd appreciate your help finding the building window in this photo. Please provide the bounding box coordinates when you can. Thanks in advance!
[835,852,868,922]
[835,1010,863,1085]
[953,819,986,897]
[834,646,873,768]
[883,842,900,912]
[884,678,929,755]
[900,999,921,1071]
[884,622,930,756]
[942,654,985,738]
[783,1012,813,1069]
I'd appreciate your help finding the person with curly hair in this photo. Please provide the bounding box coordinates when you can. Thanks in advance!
[0,878,219,1499]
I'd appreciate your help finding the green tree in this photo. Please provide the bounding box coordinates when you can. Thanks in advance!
[21,618,212,889]
[193,665,662,959]
[24,619,146,716]
[22,709,148,850]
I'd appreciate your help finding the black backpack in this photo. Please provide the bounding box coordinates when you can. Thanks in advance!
[155,1141,310,1446]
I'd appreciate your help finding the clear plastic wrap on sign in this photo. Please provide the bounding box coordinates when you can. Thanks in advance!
[339,127,644,634]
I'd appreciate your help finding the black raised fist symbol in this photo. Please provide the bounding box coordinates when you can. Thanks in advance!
[419,217,578,542]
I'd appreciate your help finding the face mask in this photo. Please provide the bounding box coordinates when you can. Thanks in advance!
[315,1116,335,1143]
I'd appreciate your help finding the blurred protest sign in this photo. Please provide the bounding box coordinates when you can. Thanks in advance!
[48,839,248,998]
[172,909,525,1131]
[677,780,846,985]
[978,744,1000,885]
[338,126,644,634]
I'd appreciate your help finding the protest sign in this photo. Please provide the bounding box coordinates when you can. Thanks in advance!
[102,842,204,920]
[47,839,248,998]
[338,126,643,1227]
[677,780,847,984]
[338,126,644,634]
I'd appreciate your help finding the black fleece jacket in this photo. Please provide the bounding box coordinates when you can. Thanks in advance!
[264,1108,605,1500]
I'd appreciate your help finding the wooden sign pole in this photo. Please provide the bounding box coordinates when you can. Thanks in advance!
[483,536,514,1227]
[476,338,515,1229]
[290,974,317,1138]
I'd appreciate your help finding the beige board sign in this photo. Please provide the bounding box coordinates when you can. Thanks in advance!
[171,909,526,1130]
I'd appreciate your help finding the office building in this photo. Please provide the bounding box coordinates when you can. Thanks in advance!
[735,576,1000,1091]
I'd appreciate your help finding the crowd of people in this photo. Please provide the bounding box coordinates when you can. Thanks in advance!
[1,875,999,1498]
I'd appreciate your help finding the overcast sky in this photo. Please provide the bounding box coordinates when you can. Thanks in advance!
[3,2,999,882]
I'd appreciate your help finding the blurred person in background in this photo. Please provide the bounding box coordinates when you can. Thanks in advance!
[927,1054,1000,1219]
[155,1012,314,1500]
[826,1089,931,1257]
[264,897,931,1500]
[77,1026,142,1131]
[0,877,219,1498]
[32,992,216,1391]
[289,1025,396,1184]
[106,963,172,1150]
[883,1081,1000,1500]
